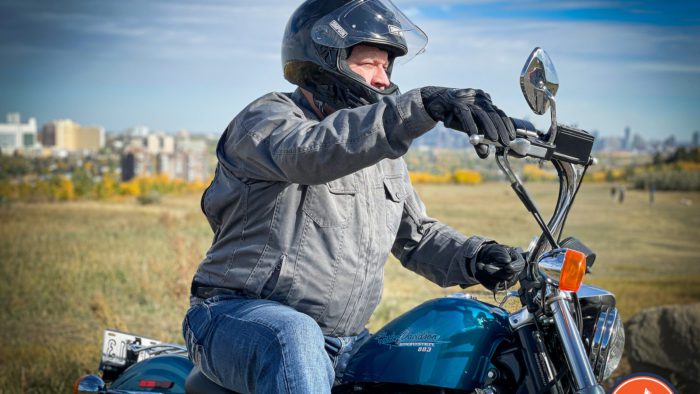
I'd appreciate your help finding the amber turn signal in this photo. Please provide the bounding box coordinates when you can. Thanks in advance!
[559,249,587,292]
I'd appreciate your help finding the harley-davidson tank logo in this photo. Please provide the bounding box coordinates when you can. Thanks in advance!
[374,331,447,352]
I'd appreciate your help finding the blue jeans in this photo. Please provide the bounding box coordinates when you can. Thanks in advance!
[182,295,369,393]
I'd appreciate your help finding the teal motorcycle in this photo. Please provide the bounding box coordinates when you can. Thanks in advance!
[74,48,625,394]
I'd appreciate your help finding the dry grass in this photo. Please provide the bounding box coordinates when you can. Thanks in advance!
[387,183,700,322]
[0,197,209,393]
[0,183,698,392]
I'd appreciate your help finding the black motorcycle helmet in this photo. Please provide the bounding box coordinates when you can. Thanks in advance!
[282,0,427,110]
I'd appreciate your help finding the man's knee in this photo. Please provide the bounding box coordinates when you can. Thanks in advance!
[201,299,333,392]
[251,309,334,392]
[270,310,325,351]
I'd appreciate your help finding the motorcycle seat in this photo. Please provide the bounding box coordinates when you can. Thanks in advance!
[185,366,237,394]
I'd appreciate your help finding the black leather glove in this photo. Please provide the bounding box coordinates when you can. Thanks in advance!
[468,243,525,291]
[421,87,516,158]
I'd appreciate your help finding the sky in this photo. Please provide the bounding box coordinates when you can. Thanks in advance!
[1,0,699,141]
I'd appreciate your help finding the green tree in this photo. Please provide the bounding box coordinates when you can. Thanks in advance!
[72,166,94,198]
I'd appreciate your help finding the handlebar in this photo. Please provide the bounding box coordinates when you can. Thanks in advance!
[469,118,595,166]
[470,118,596,264]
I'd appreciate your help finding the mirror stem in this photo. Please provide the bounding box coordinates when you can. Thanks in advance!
[547,94,558,144]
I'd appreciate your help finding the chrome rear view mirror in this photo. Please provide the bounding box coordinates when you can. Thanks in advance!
[520,47,559,115]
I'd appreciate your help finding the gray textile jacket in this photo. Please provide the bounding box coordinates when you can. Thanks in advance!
[191,88,490,336]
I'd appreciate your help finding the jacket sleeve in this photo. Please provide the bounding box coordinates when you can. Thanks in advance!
[218,89,437,184]
[391,172,491,288]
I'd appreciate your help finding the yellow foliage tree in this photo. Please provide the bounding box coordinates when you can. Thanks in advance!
[522,164,556,182]
[51,176,75,201]
[409,172,452,184]
[95,173,118,200]
[453,169,482,185]
[590,171,607,182]
[120,179,141,196]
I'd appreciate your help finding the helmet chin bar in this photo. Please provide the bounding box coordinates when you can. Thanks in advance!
[333,45,401,108]
[299,46,401,110]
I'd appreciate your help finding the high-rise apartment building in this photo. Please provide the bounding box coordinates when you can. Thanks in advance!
[41,119,105,152]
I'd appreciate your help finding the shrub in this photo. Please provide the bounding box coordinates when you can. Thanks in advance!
[0,180,17,201]
[630,170,700,191]
[137,190,162,205]
[120,179,141,196]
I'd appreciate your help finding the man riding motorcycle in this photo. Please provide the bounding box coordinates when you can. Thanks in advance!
[183,0,525,392]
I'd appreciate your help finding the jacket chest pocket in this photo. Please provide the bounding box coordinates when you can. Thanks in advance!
[302,176,358,228]
[383,176,408,233]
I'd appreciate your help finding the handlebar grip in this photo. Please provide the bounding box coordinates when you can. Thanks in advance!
[510,117,542,140]
[510,118,538,134]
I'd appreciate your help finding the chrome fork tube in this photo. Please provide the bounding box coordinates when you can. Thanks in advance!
[548,292,604,394]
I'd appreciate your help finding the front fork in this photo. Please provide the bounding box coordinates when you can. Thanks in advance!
[509,289,604,394]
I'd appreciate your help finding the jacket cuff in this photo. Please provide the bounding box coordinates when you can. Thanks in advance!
[395,88,438,138]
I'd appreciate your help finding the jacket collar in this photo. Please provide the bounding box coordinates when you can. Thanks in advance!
[292,88,322,121]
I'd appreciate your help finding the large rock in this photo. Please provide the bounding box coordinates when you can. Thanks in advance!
[625,303,700,390]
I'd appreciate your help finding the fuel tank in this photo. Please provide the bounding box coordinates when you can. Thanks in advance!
[342,295,511,391]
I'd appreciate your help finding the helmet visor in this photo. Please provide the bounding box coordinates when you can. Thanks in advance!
[311,0,427,64]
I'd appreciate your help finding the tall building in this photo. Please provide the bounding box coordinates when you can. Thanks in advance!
[631,133,647,151]
[120,129,210,182]
[144,133,175,155]
[173,131,210,182]
[622,126,631,150]
[121,147,157,181]
[0,113,38,154]
[40,119,105,152]
[693,131,699,148]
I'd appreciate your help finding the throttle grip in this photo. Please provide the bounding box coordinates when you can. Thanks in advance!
[511,117,537,133]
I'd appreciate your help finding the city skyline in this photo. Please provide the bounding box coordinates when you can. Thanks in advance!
[1,0,699,140]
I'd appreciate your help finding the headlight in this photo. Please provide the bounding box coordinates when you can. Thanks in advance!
[588,307,625,381]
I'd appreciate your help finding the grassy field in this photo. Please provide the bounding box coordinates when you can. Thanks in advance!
[1,182,699,392]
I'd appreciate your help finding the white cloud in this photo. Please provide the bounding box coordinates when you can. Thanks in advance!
[2,0,698,137]
[389,14,700,137]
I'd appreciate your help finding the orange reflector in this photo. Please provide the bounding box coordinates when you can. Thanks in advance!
[559,249,587,292]
[72,376,82,394]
